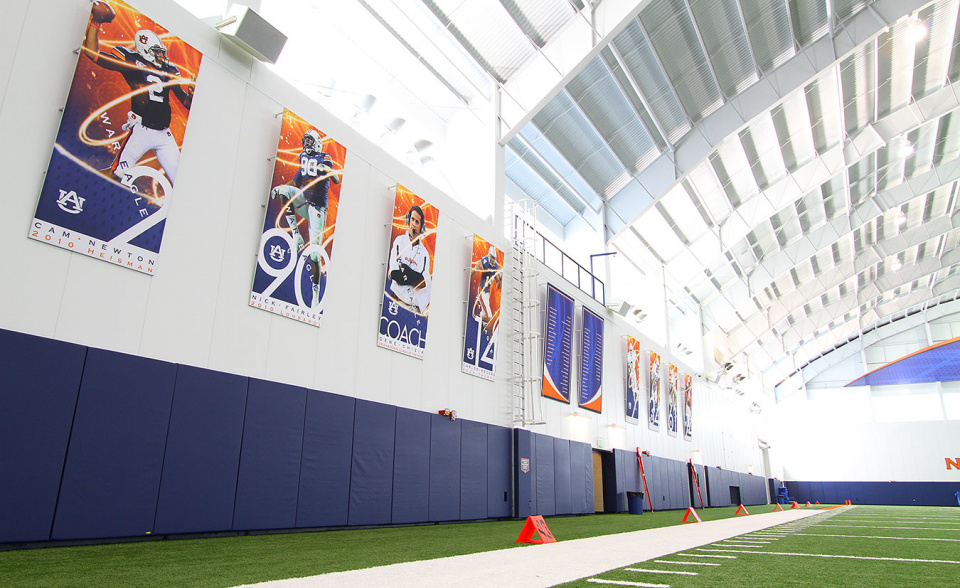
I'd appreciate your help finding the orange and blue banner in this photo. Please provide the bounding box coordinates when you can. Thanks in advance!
[578,307,603,413]
[625,336,641,422]
[462,235,503,380]
[667,363,679,437]
[30,0,202,275]
[542,284,574,404]
[250,109,347,326]
[683,372,693,441]
[647,350,661,431]
[378,185,439,359]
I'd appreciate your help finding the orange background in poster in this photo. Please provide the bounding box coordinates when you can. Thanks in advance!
[387,185,439,279]
[468,235,504,327]
[270,108,347,259]
[78,1,201,153]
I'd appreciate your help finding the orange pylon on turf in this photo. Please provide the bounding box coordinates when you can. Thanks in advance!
[815,501,821,505]
[773,503,784,511]
[791,501,800,509]
[682,507,702,523]
[844,499,852,505]
[805,501,812,507]
[735,504,749,515]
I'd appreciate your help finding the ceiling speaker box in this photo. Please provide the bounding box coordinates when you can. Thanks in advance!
[217,6,287,64]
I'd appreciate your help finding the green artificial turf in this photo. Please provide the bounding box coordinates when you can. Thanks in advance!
[553,505,960,588]
[0,506,762,588]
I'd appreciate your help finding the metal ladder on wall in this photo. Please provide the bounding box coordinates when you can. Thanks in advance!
[506,200,545,427]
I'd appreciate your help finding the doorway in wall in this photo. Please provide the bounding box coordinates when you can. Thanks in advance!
[592,451,604,512]
[730,485,741,505]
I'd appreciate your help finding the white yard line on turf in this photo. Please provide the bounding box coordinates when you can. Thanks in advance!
[587,580,670,587]
[821,525,960,531]
[624,568,697,575]
[696,548,960,564]
[675,554,736,559]
[794,533,960,542]
[653,560,721,566]
[234,510,822,588]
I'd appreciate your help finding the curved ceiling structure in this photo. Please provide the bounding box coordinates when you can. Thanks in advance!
[216,0,960,389]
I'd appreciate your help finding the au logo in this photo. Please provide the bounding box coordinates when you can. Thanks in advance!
[268,244,286,263]
[57,189,84,214]
[388,300,399,315]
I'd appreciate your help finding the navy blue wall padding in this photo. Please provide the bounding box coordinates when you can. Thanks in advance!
[785,480,960,506]
[460,420,488,520]
[553,438,572,515]
[583,445,595,513]
[153,366,248,535]
[487,425,512,517]
[535,432,557,515]
[297,391,356,528]
[514,429,536,518]
[52,349,177,540]
[232,379,306,531]
[569,443,586,514]
[428,414,461,522]
[0,330,86,543]
[389,407,430,524]
[348,400,397,525]
[640,456,657,511]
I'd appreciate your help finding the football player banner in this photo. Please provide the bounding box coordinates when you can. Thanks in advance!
[250,109,347,326]
[667,363,679,437]
[625,336,641,423]
[378,185,439,359]
[578,307,603,413]
[683,372,693,441]
[29,0,202,275]
[461,235,503,380]
[542,283,574,404]
[647,350,661,431]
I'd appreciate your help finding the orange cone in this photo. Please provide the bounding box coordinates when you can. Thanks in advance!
[682,507,702,523]
[805,501,812,507]
[735,504,749,515]
[790,501,800,509]
[773,503,784,511]
[814,501,820,505]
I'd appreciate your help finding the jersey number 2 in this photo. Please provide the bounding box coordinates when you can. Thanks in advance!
[146,74,164,103]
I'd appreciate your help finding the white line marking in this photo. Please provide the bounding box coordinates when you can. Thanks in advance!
[653,560,720,566]
[696,549,960,564]
[676,554,736,559]
[714,543,762,548]
[587,580,670,587]
[625,568,698,575]
[794,533,960,542]
[722,540,771,544]
[821,525,960,532]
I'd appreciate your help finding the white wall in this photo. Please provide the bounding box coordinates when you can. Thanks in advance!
[0,0,764,474]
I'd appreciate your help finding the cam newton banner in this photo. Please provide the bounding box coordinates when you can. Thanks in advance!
[462,235,503,380]
[542,283,574,404]
[250,109,347,327]
[625,336,641,423]
[647,350,661,431]
[683,372,693,441]
[30,0,202,275]
[378,185,439,359]
[578,307,603,413]
[667,363,679,437]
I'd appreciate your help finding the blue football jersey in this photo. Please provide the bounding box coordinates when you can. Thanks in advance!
[294,151,336,208]
[109,46,185,130]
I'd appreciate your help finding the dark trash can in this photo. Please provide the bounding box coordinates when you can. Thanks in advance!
[627,491,644,514]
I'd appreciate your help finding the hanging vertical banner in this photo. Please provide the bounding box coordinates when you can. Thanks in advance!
[625,336,641,423]
[683,372,693,441]
[462,236,503,380]
[647,350,661,431]
[378,185,439,358]
[667,363,679,437]
[542,284,574,404]
[250,109,347,326]
[578,307,603,413]
[29,0,202,275]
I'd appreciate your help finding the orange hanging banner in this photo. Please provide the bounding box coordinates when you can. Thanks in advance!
[515,515,557,544]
